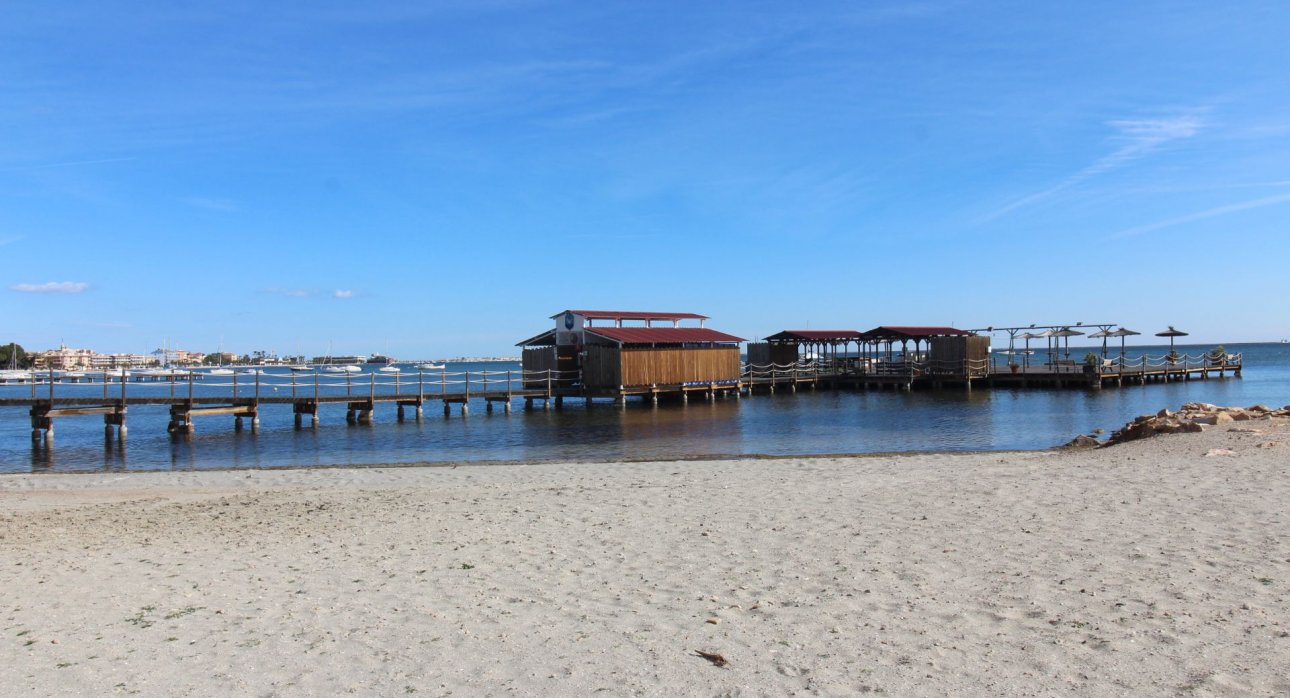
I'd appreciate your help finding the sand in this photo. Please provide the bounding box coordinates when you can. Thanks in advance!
[2,419,1288,696]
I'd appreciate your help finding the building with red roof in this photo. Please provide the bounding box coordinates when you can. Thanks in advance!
[518,310,744,398]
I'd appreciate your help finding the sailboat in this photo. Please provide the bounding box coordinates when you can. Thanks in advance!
[0,343,31,381]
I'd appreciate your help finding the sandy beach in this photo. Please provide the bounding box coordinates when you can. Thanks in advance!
[2,418,1288,696]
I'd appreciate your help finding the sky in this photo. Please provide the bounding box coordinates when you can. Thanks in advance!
[3,0,1289,358]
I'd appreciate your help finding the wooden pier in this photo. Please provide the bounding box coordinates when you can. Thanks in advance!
[743,351,1242,393]
[0,350,1245,445]
[3,369,570,444]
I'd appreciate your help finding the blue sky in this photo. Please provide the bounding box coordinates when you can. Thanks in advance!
[3,1,1288,357]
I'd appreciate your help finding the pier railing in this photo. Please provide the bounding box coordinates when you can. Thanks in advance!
[989,352,1243,375]
[742,357,992,381]
[0,367,582,402]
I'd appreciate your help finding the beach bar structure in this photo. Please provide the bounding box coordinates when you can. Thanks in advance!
[518,310,744,403]
[751,330,866,366]
[859,326,991,377]
[746,326,990,390]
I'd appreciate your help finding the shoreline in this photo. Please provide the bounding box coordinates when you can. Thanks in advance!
[4,446,1047,477]
[3,416,1287,696]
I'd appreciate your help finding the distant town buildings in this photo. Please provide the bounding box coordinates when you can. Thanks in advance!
[24,344,514,370]
[31,346,156,370]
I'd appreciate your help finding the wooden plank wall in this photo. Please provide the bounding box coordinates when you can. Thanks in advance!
[522,347,556,388]
[928,336,991,366]
[584,345,622,388]
[613,346,741,388]
[770,344,800,365]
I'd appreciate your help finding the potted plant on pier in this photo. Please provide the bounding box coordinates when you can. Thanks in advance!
[1208,345,1226,366]
[1083,352,1101,374]
[1008,361,1020,374]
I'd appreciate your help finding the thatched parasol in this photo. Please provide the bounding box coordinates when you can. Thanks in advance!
[1087,328,1114,358]
[1155,326,1188,355]
[1050,327,1085,362]
[1019,332,1045,369]
[1108,327,1141,364]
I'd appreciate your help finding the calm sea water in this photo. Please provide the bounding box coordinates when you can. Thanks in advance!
[2,342,1288,473]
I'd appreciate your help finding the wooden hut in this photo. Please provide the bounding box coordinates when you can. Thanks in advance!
[517,310,744,398]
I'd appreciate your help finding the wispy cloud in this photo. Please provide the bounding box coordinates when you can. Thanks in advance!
[11,281,89,294]
[265,287,317,298]
[1108,191,1290,239]
[983,114,1205,221]
[333,289,355,299]
[182,196,240,212]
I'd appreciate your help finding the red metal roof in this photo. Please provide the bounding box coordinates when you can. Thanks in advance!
[860,326,975,340]
[552,309,709,321]
[764,330,864,342]
[586,327,743,345]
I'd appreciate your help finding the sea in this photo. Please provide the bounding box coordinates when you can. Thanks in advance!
[2,342,1288,474]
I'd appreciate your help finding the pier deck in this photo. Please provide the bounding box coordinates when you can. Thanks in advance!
[1,352,1245,443]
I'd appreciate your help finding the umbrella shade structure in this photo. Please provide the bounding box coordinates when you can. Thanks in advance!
[1019,332,1045,369]
[1050,327,1085,362]
[1156,326,1189,355]
[1109,327,1142,365]
[1087,328,1113,358]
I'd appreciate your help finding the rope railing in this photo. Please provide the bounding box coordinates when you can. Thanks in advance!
[991,351,1243,374]
[5,368,582,402]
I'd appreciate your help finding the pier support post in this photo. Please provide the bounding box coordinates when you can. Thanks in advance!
[103,409,127,441]
[312,412,319,427]
[397,405,406,422]
[504,401,511,413]
[295,413,303,429]
[651,394,659,406]
[415,405,423,420]
[486,401,494,413]
[251,414,260,432]
[358,409,373,425]
[346,409,357,424]
[235,416,244,431]
[554,396,563,409]
[460,402,468,417]
[524,398,533,411]
[615,395,627,408]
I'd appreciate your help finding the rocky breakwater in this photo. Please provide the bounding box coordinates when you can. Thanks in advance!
[1062,403,1290,449]
[1102,403,1290,447]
